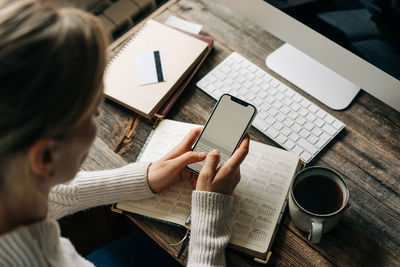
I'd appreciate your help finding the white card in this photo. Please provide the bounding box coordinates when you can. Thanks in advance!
[136,50,166,86]
[165,15,203,34]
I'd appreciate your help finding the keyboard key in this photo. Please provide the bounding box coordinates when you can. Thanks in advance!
[225,77,234,85]
[229,71,239,79]
[268,107,279,116]
[239,68,248,76]
[306,113,316,122]
[197,79,209,89]
[289,132,300,142]
[273,121,284,131]
[311,127,322,137]
[231,83,240,91]
[214,70,226,80]
[301,151,313,162]
[253,98,263,106]
[246,72,255,80]
[276,113,286,122]
[298,138,318,155]
[276,134,287,144]
[276,92,285,101]
[254,118,269,131]
[284,139,295,150]
[269,87,278,96]
[291,123,302,133]
[277,83,288,92]
[332,120,344,130]
[316,109,327,119]
[315,138,327,149]
[300,98,311,108]
[288,111,298,120]
[245,91,256,101]
[225,58,234,66]
[243,81,252,88]
[256,69,265,78]
[324,114,335,124]
[322,123,336,136]
[257,90,267,99]
[295,116,306,126]
[283,97,293,106]
[307,134,319,144]
[265,116,276,125]
[254,77,263,86]
[292,145,304,156]
[258,111,268,119]
[236,76,245,84]
[290,102,301,111]
[266,127,280,138]
[269,79,280,87]
[250,86,260,94]
[281,127,291,136]
[232,63,241,71]
[273,101,283,109]
[241,60,250,68]
[299,129,310,139]
[315,118,325,128]
[304,122,314,131]
[285,89,295,98]
[293,94,302,103]
[220,65,231,74]
[298,107,308,117]
[263,74,273,83]
[283,118,294,127]
[309,104,318,113]
[280,106,291,115]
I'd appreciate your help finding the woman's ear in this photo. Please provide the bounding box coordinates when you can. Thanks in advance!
[28,139,56,177]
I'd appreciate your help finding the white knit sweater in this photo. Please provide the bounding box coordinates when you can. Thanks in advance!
[0,162,232,267]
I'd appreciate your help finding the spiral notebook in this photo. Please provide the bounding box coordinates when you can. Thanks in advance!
[104,19,210,119]
[113,119,301,263]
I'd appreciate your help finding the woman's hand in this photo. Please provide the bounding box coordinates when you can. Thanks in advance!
[147,128,205,192]
[196,135,249,195]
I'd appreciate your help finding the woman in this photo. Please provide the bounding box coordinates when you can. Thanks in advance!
[0,0,249,266]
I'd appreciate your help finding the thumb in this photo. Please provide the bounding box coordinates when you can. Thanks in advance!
[172,151,206,169]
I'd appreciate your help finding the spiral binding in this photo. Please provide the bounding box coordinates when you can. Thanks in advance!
[106,21,150,68]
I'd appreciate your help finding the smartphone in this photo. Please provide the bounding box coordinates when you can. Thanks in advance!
[187,94,257,174]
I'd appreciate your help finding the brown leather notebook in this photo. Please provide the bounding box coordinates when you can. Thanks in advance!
[103,19,211,120]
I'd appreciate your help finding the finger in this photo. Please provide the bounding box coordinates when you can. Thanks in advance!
[226,135,250,167]
[198,149,220,181]
[171,150,206,169]
[164,128,203,159]
[180,167,198,181]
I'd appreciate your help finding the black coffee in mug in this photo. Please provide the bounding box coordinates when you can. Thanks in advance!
[294,175,343,215]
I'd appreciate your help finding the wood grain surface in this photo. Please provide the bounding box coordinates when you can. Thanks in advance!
[86,0,400,265]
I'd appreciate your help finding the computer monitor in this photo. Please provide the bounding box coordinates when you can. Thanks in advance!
[221,0,400,112]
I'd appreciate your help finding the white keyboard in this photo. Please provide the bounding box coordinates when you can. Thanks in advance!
[196,52,345,163]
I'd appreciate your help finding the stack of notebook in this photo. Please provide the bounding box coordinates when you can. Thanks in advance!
[104,19,213,120]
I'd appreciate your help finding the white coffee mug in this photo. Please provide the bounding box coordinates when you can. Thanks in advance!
[288,166,349,243]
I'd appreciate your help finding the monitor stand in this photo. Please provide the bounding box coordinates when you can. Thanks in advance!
[266,43,360,110]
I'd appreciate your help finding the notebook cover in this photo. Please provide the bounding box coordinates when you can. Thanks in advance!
[103,19,209,119]
[154,33,213,119]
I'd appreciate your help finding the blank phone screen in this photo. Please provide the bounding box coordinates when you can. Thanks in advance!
[188,94,256,173]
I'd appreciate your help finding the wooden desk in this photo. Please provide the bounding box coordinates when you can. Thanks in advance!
[93,0,400,265]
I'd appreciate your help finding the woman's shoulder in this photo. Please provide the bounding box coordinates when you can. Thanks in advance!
[0,220,60,266]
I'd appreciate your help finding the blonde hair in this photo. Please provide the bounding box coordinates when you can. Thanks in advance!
[0,0,108,167]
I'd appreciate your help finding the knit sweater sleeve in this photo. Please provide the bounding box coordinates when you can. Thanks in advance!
[188,191,233,267]
[48,162,154,220]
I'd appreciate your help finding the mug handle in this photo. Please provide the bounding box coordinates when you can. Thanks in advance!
[308,219,323,243]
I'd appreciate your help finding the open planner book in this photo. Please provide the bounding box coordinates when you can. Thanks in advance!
[114,119,300,262]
